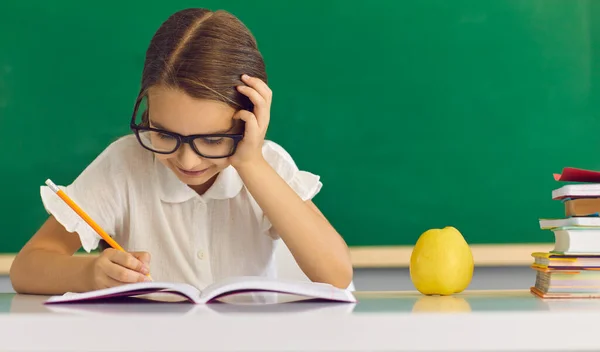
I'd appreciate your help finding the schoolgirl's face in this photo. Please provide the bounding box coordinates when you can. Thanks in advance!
[146,85,241,193]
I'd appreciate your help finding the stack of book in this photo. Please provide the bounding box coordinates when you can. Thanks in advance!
[532,167,600,298]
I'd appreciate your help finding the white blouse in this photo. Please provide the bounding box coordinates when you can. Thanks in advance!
[40,134,322,289]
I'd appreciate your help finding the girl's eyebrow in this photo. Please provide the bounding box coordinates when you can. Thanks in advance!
[149,120,172,131]
[149,120,235,134]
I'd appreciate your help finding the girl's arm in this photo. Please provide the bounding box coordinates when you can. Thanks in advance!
[230,74,353,289]
[10,216,97,294]
[10,216,151,294]
[236,160,353,289]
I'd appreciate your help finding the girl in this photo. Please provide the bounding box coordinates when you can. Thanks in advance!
[9,8,353,294]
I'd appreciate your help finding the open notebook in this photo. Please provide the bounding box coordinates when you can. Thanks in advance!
[44,276,356,304]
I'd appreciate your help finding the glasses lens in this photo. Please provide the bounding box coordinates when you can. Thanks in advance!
[193,136,236,157]
[138,130,178,153]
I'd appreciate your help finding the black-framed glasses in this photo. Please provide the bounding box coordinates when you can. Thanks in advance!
[129,95,243,159]
[131,125,243,159]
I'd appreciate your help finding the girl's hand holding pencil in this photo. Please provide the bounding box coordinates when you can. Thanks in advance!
[88,248,152,289]
[45,179,153,287]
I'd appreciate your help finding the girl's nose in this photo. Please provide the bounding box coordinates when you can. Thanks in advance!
[177,143,202,170]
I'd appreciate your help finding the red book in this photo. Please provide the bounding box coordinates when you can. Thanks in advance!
[554,167,600,183]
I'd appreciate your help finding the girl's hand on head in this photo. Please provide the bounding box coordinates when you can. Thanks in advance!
[229,74,272,169]
[87,248,151,290]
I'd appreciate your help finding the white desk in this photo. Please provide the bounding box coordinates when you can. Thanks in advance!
[1,290,600,351]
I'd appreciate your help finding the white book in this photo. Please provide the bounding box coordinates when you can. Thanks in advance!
[45,276,356,304]
[539,217,600,229]
[552,227,600,254]
[552,184,600,199]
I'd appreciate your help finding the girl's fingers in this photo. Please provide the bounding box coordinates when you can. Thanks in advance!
[241,74,272,103]
[237,85,265,107]
[131,251,151,268]
[236,86,270,130]
[233,109,257,122]
[105,249,148,274]
[233,109,259,134]
[238,75,272,129]
[104,261,150,283]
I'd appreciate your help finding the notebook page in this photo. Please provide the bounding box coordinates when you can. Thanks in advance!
[45,282,201,304]
[199,276,356,303]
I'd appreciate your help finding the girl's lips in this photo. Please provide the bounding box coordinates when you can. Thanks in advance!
[177,167,209,176]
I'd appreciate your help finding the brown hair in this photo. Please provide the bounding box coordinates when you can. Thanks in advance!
[134,8,267,125]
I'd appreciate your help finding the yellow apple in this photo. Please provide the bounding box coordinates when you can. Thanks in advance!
[409,226,474,295]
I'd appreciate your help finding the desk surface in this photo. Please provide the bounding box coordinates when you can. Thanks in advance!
[2,289,600,351]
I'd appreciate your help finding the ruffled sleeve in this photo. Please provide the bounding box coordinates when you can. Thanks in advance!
[259,141,323,238]
[40,141,126,252]
[262,141,322,201]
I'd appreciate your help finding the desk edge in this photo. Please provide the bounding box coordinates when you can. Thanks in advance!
[0,244,550,275]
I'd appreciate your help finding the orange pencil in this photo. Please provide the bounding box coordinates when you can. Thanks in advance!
[45,179,152,280]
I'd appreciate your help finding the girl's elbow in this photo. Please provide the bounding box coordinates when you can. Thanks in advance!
[9,256,27,294]
[9,249,40,294]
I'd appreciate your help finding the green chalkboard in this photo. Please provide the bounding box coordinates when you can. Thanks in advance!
[1,0,599,253]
